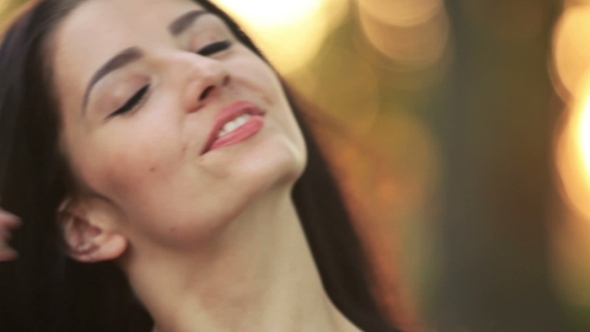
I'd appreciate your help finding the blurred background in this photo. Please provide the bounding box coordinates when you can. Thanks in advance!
[2,0,590,331]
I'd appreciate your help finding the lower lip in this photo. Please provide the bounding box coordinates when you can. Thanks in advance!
[208,115,265,152]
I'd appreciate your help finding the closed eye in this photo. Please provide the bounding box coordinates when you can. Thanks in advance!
[109,84,150,118]
[197,40,231,56]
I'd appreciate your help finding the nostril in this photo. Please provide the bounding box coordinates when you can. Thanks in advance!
[199,86,215,101]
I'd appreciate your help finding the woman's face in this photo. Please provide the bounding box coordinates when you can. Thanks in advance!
[51,0,306,248]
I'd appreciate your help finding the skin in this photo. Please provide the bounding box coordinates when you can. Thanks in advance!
[54,0,307,253]
[0,210,19,261]
[38,0,365,331]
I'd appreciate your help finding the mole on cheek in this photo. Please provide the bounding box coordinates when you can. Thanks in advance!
[150,166,158,173]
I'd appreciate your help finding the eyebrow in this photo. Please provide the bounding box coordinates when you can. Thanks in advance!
[168,10,207,36]
[82,10,208,114]
[82,47,143,113]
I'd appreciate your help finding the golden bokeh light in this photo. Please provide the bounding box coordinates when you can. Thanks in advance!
[358,7,449,69]
[557,80,590,220]
[553,85,590,304]
[565,0,590,6]
[211,0,349,75]
[552,6,590,98]
[213,0,323,27]
[356,0,449,69]
[553,0,590,219]
[551,0,590,310]
[579,92,590,172]
[0,0,11,17]
[357,0,443,27]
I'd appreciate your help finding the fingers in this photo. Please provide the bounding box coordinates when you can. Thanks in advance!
[0,242,18,261]
[0,231,18,261]
[0,210,21,229]
[0,210,20,262]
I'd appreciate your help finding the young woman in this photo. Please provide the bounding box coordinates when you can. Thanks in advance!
[0,0,402,331]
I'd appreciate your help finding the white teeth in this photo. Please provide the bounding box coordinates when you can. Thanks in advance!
[216,114,252,138]
[225,122,238,133]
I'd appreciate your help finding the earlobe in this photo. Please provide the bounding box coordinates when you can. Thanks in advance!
[59,200,128,263]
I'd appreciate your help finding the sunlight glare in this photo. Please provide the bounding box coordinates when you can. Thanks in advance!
[554,1,590,219]
[557,79,590,219]
[211,0,347,74]
[579,93,590,173]
[213,0,323,27]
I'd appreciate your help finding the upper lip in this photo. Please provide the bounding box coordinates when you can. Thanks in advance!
[201,100,265,154]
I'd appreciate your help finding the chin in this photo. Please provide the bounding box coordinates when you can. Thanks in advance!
[238,132,306,194]
[128,138,305,251]
[201,117,305,183]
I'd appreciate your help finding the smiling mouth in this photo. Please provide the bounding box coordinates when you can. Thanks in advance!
[201,101,266,154]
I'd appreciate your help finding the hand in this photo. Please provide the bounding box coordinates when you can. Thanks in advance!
[0,210,20,261]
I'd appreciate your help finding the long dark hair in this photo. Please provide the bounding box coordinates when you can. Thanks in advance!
[0,0,400,331]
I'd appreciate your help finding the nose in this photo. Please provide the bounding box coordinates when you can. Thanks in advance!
[180,54,231,112]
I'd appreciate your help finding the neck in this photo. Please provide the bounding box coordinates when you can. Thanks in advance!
[122,187,362,332]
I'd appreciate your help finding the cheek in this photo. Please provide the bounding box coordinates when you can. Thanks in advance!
[72,120,184,201]
[96,147,159,196]
[230,58,306,146]
[229,54,280,104]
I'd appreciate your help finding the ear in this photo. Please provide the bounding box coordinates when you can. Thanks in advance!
[58,198,128,263]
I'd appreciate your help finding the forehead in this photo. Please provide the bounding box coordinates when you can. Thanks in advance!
[55,0,205,49]
[52,0,206,106]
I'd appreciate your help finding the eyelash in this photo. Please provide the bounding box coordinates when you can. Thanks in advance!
[109,84,150,118]
[197,40,232,56]
[109,40,232,118]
